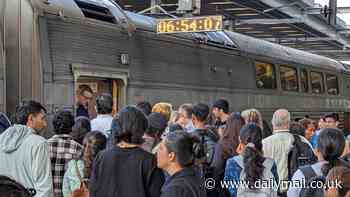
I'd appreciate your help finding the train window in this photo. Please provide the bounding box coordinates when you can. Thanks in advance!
[280,66,298,91]
[301,69,309,92]
[326,74,338,95]
[310,72,324,94]
[255,62,276,89]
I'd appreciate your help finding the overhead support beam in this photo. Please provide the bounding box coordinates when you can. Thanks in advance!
[150,0,161,13]
[137,5,176,18]
[267,37,338,42]
[338,30,350,35]
[263,2,300,13]
[209,1,235,5]
[224,8,252,11]
[236,18,303,25]
[160,4,178,7]
[309,50,350,53]
[304,7,326,15]
[256,0,350,52]
[329,0,337,25]
[337,7,350,14]
[304,6,350,15]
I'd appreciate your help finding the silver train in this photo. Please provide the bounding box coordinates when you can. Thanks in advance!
[1,0,350,130]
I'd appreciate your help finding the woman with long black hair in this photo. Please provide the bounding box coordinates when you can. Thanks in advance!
[210,113,244,197]
[224,123,278,197]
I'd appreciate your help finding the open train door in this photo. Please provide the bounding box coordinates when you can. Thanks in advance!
[71,64,129,119]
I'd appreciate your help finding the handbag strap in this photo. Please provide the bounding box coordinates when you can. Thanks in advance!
[74,160,84,183]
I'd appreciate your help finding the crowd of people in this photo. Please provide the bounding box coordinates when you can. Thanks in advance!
[1,85,350,197]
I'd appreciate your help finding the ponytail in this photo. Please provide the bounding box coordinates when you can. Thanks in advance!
[239,123,265,190]
[243,145,265,189]
[317,128,346,176]
[321,158,339,176]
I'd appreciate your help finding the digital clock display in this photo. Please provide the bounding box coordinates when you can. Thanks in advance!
[156,15,223,34]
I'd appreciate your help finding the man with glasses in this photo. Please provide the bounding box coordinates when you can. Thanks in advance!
[76,84,93,118]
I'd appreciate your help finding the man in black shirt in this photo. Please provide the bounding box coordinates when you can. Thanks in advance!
[75,84,93,118]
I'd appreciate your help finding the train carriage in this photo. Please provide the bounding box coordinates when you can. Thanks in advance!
[1,0,350,131]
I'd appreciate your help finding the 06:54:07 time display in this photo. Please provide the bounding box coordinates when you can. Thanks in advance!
[157,15,223,34]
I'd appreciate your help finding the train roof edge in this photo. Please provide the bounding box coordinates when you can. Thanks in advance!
[31,0,346,72]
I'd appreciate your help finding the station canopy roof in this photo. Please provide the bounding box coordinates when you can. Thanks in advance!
[116,0,350,61]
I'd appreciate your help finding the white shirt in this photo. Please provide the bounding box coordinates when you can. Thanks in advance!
[91,114,113,137]
[263,131,294,186]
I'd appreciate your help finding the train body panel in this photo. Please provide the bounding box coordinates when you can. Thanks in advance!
[2,0,350,130]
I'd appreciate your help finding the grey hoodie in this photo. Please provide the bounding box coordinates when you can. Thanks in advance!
[0,124,53,197]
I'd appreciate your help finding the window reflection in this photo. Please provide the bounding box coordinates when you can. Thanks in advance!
[255,62,276,89]
[301,69,309,93]
[326,74,338,95]
[311,72,323,94]
[280,66,298,91]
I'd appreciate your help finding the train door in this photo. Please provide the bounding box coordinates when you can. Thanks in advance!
[76,77,124,119]
[72,64,129,119]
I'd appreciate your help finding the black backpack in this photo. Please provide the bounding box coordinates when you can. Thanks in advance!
[0,175,36,197]
[288,134,317,180]
[192,128,218,166]
[299,166,325,197]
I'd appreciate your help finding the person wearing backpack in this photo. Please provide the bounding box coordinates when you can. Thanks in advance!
[287,122,317,181]
[263,109,313,195]
[190,103,219,196]
[224,123,279,197]
[62,131,107,197]
[287,128,350,197]
[191,103,219,165]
